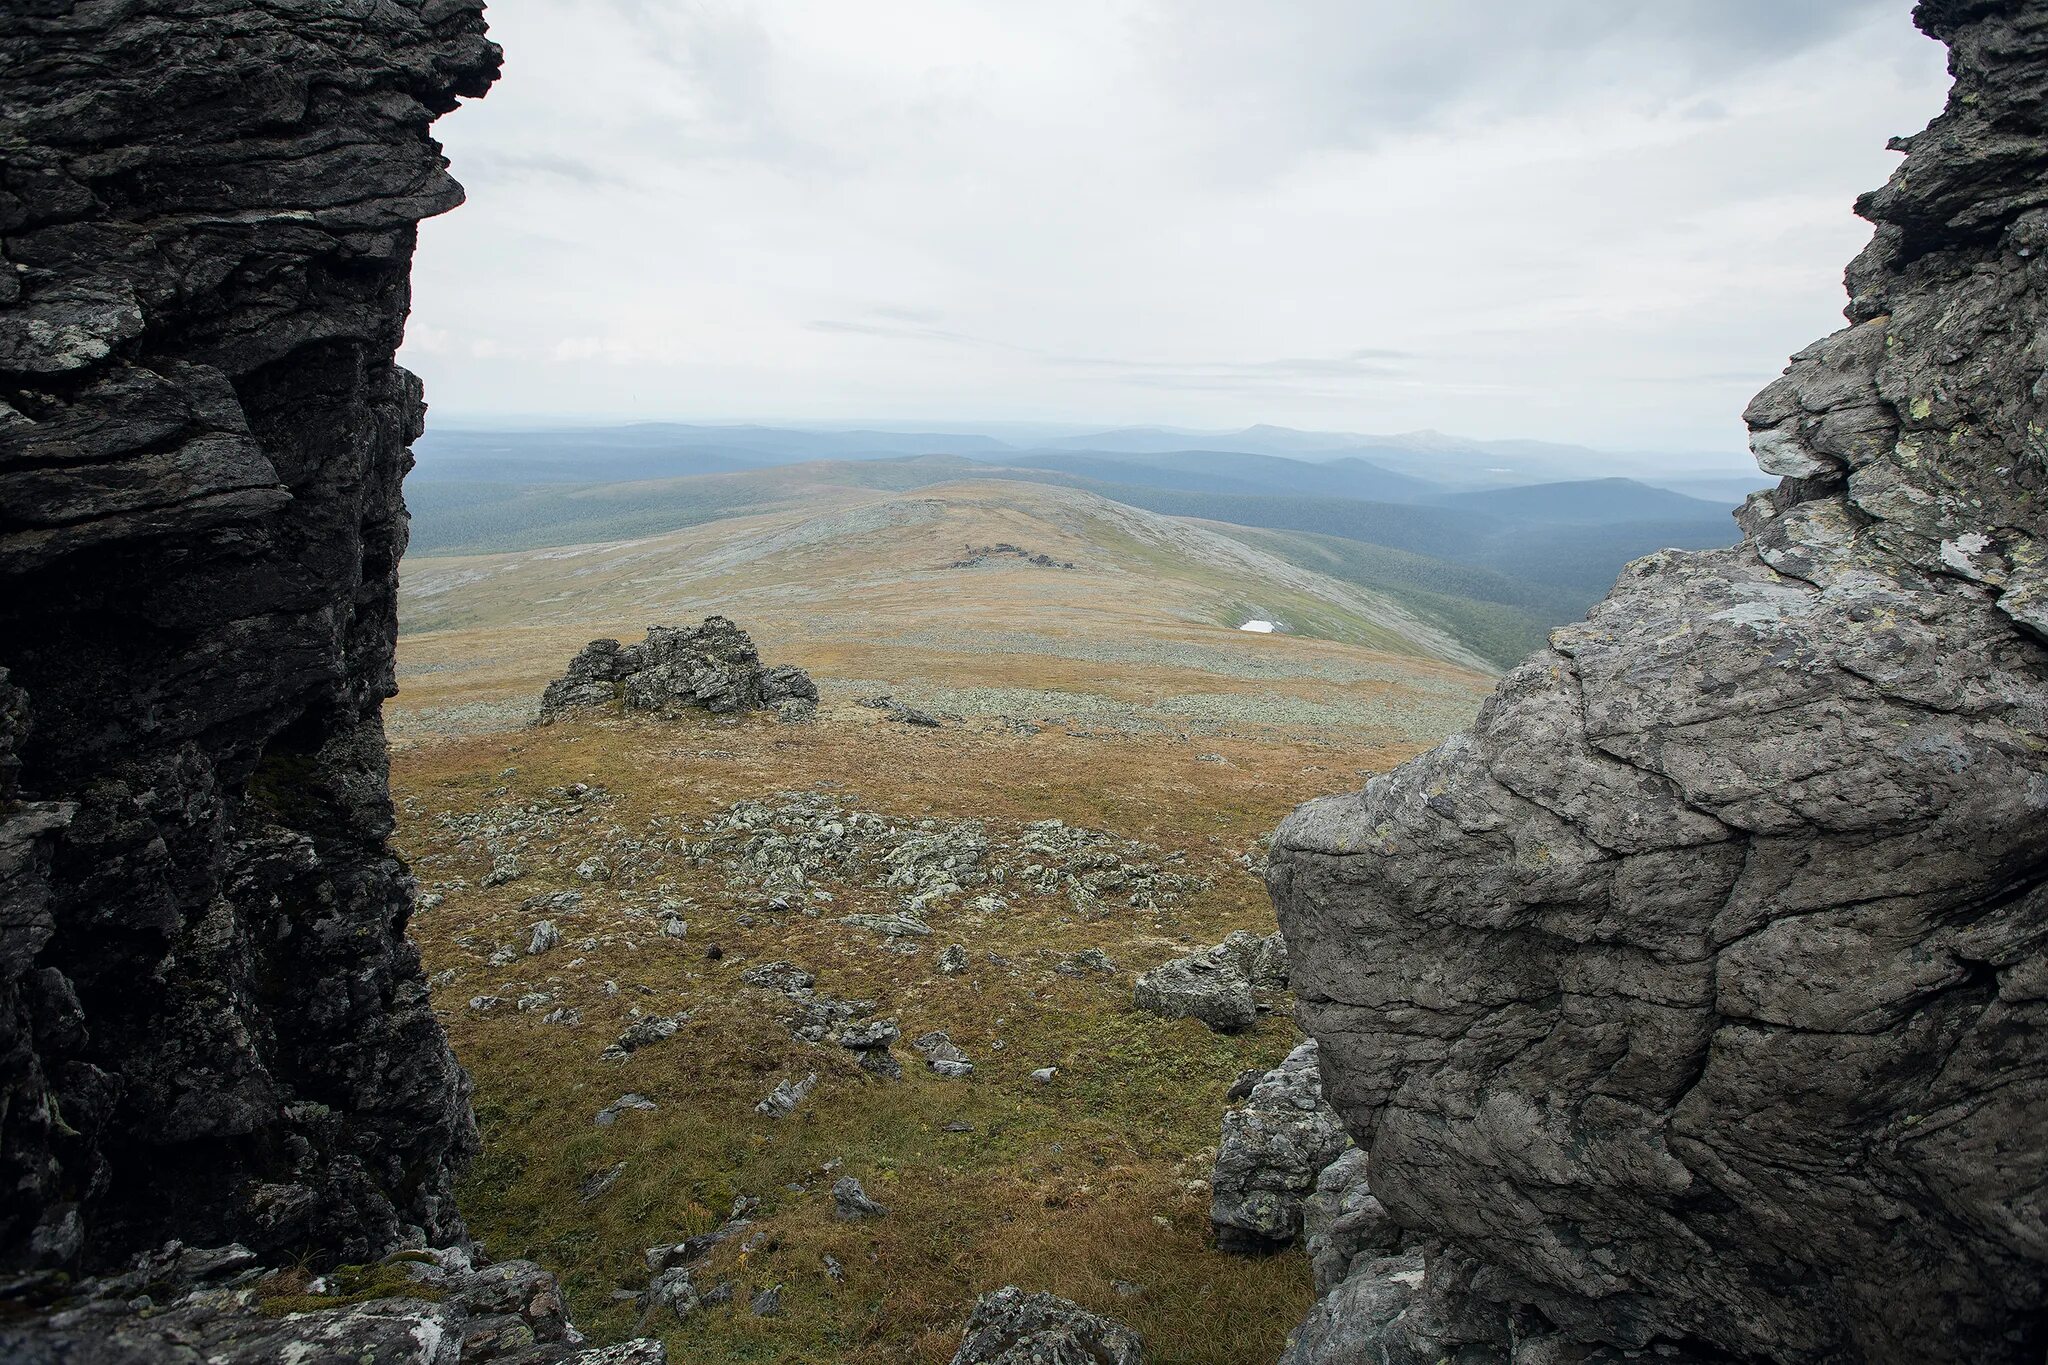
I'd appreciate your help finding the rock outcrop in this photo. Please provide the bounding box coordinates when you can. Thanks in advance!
[1,0,499,1277]
[949,1286,1146,1365]
[538,618,818,723]
[1133,929,1288,1032]
[1208,1040,1350,1254]
[1269,5,2048,1363]
[0,1242,665,1365]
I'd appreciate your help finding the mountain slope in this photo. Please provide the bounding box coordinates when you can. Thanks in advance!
[988,448,1443,502]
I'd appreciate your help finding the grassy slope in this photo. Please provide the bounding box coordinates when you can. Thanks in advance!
[397,711,1429,1363]
[1196,524,1586,669]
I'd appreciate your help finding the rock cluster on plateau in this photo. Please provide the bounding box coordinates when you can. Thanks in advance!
[537,618,818,723]
[1268,3,2048,1363]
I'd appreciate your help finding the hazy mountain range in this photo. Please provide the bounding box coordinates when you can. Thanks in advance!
[404,421,1767,669]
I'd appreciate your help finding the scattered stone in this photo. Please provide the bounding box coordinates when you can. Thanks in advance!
[842,912,933,938]
[948,1286,1145,1365]
[912,1031,974,1077]
[944,1121,976,1133]
[1210,929,1289,991]
[823,1255,844,1283]
[581,1162,629,1203]
[1209,1040,1350,1253]
[538,618,817,723]
[699,1282,734,1308]
[755,1073,819,1118]
[416,891,445,912]
[749,1284,784,1317]
[482,854,526,887]
[528,920,561,955]
[887,703,942,727]
[1132,930,1286,1032]
[543,1006,582,1026]
[660,916,688,938]
[1055,948,1117,976]
[486,946,519,968]
[522,889,584,913]
[742,960,817,993]
[834,1018,900,1051]
[595,1093,658,1127]
[645,1266,699,1324]
[602,1012,688,1061]
[935,943,969,975]
[467,995,504,1013]
[575,855,611,882]
[515,991,552,1012]
[682,793,1205,914]
[832,1176,889,1221]
[1030,1067,1058,1084]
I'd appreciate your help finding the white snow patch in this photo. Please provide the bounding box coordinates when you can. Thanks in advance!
[1237,619,1276,633]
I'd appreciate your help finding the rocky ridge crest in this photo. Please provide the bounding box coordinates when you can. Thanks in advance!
[1269,3,2048,1362]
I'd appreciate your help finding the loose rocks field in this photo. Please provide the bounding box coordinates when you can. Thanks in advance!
[396,706,1429,1363]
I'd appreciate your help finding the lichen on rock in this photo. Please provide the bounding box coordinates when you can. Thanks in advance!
[1268,4,2048,1362]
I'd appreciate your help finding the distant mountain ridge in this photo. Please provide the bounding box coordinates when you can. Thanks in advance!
[414,419,1763,497]
[402,441,1743,670]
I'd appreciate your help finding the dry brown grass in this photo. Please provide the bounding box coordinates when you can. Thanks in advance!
[396,708,1427,1364]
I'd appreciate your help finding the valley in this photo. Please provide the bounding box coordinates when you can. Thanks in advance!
[389,460,1502,1362]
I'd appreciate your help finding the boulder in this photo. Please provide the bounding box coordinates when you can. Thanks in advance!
[538,618,816,723]
[1132,955,1255,1032]
[949,1286,1146,1365]
[1268,6,2048,1362]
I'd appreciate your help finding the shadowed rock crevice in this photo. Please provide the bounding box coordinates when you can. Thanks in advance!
[1269,3,2048,1362]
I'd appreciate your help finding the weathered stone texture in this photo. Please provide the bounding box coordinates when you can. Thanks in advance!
[0,1,499,1273]
[1270,3,2048,1362]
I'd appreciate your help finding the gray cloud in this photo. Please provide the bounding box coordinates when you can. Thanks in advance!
[408,0,1948,455]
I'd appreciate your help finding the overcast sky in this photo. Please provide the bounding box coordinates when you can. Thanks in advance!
[404,0,1950,458]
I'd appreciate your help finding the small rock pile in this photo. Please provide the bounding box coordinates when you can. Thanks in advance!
[1133,930,1289,1032]
[538,617,817,724]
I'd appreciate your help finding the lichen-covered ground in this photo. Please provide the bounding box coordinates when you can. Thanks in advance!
[395,706,1429,1364]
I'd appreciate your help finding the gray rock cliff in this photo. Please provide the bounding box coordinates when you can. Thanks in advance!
[0,0,498,1276]
[1269,4,2048,1363]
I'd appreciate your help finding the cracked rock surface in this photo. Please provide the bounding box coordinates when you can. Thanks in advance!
[1,0,496,1281]
[1270,5,2048,1363]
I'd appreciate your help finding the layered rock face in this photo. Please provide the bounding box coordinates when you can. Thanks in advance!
[1270,4,2048,1363]
[0,2,498,1274]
